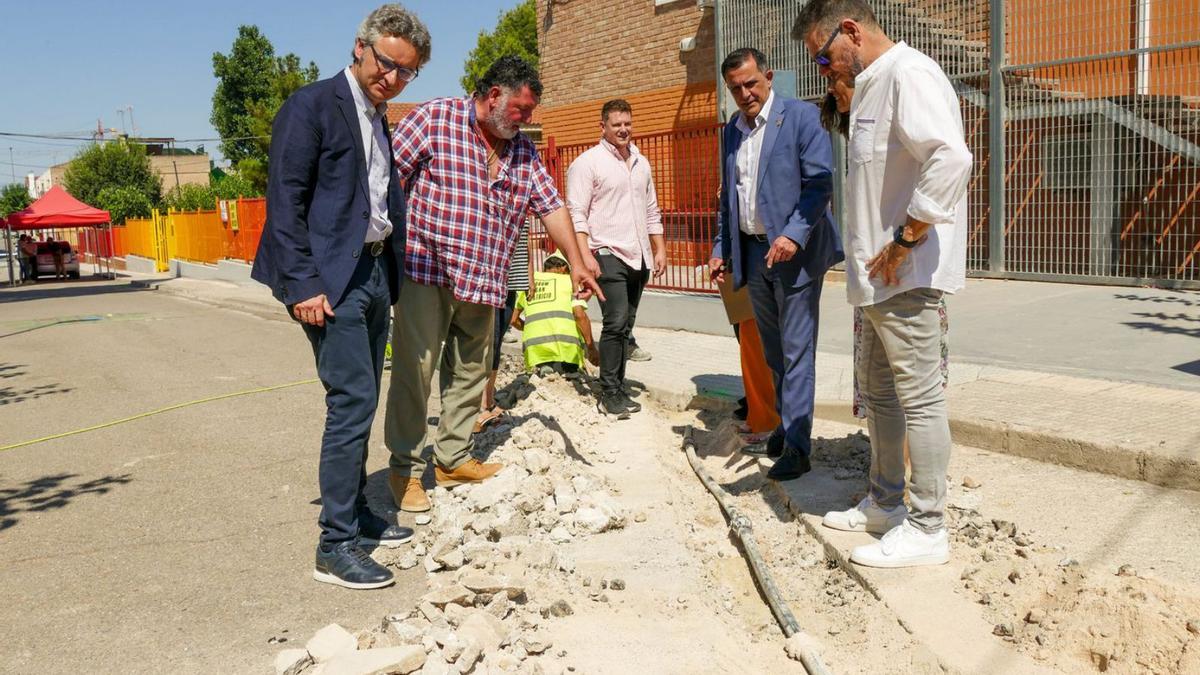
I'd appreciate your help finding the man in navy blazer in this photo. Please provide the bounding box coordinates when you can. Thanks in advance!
[708,47,844,481]
[251,5,430,590]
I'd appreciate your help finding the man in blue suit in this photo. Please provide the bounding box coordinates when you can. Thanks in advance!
[251,4,430,590]
[708,48,844,481]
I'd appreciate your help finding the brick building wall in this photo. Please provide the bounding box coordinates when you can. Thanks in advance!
[536,0,718,145]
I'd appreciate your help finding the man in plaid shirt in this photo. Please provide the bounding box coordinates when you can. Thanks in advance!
[384,56,602,513]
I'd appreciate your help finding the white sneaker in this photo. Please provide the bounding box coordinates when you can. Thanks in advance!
[822,497,907,534]
[850,520,950,568]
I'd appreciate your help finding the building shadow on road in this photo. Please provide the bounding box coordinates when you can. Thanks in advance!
[0,472,134,532]
[0,281,148,304]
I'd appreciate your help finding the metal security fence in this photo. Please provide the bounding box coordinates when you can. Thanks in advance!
[716,0,1200,288]
[538,124,724,293]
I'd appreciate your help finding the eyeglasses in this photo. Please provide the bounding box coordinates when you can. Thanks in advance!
[369,44,419,82]
[812,26,842,66]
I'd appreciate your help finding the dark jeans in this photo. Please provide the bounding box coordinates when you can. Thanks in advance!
[300,249,392,546]
[597,253,649,393]
[744,236,823,456]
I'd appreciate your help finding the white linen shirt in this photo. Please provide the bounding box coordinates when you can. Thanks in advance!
[344,68,392,244]
[844,43,973,307]
[734,90,776,236]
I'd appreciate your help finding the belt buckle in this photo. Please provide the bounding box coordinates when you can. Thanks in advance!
[368,240,385,257]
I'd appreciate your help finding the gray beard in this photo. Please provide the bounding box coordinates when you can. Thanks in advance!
[486,95,519,140]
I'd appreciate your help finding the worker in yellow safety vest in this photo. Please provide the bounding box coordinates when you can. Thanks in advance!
[512,253,599,374]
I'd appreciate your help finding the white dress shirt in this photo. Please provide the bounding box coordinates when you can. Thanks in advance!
[734,90,775,236]
[344,68,392,244]
[845,42,973,307]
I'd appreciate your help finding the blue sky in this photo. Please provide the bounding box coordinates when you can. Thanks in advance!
[0,0,525,180]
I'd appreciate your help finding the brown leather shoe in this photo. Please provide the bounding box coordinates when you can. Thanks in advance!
[389,473,430,513]
[435,459,502,487]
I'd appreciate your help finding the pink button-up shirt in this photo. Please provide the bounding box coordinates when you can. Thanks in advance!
[565,138,663,271]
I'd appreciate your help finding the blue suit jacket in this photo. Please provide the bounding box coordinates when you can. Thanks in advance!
[251,74,406,307]
[713,96,843,289]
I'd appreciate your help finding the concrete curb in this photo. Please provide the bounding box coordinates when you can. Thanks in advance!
[131,278,289,324]
[652,389,1200,494]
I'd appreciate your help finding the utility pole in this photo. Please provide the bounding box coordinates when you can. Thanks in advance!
[8,147,14,183]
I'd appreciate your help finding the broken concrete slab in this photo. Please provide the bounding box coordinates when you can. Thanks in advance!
[320,645,426,675]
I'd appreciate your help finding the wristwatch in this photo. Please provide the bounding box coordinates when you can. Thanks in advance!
[893,227,919,249]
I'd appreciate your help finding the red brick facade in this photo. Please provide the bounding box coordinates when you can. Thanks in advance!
[536,0,718,145]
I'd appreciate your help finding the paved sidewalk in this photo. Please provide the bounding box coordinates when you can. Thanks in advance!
[129,271,1200,491]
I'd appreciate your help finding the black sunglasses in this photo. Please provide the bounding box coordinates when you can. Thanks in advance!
[369,43,419,82]
[812,26,842,66]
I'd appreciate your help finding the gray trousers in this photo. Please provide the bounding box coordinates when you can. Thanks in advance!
[384,281,494,477]
[858,287,950,532]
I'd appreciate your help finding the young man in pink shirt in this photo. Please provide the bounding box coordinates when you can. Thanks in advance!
[567,99,666,417]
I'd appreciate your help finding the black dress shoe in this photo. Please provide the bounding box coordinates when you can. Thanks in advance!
[741,427,784,458]
[358,510,414,548]
[741,440,781,458]
[766,448,812,481]
[313,540,395,590]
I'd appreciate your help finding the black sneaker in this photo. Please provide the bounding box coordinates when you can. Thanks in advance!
[597,391,630,419]
[358,510,414,548]
[766,447,812,481]
[620,391,642,413]
[313,540,395,590]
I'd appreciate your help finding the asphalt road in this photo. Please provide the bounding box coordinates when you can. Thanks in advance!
[0,278,423,673]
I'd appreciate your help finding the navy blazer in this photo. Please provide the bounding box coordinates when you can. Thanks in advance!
[251,73,406,307]
[713,96,844,289]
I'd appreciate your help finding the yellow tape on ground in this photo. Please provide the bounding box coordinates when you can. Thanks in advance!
[0,378,319,453]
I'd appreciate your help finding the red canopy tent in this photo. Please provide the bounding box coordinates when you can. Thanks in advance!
[6,185,111,229]
[4,185,115,283]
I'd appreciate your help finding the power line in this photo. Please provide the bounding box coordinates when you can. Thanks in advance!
[0,131,269,143]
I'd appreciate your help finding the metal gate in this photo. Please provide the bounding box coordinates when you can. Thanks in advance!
[716,0,1200,288]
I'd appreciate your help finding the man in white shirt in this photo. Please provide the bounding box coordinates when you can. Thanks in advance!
[794,0,973,569]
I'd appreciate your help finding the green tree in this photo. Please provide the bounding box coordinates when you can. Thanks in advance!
[0,183,32,218]
[162,184,217,211]
[212,171,258,200]
[95,185,153,225]
[211,26,275,165]
[62,141,162,210]
[460,0,538,94]
[212,27,318,170]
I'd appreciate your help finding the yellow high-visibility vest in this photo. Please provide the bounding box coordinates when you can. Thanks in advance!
[517,272,585,371]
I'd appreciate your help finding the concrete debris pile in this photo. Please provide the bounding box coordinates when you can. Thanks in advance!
[276,372,632,675]
[812,431,872,481]
[273,623,426,675]
[948,505,1200,672]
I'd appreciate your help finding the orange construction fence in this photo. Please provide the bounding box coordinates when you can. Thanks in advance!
[108,197,267,269]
